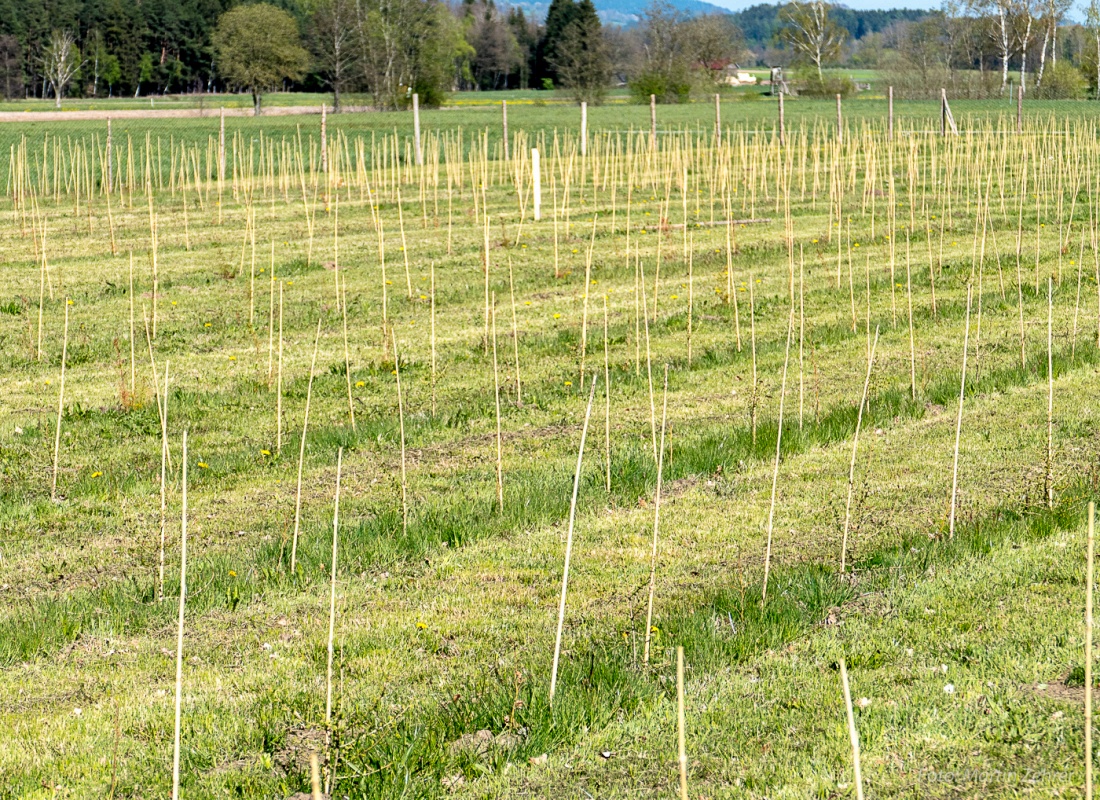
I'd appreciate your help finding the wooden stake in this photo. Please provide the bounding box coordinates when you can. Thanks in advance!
[291,317,323,572]
[50,299,69,500]
[676,645,689,800]
[841,328,879,573]
[761,309,794,603]
[324,448,343,753]
[170,430,189,800]
[643,365,670,664]
[392,329,408,536]
[128,252,136,396]
[604,294,611,492]
[948,285,973,539]
[491,294,504,513]
[158,360,170,603]
[1047,275,1054,509]
[1087,501,1095,800]
[839,659,865,800]
[549,375,598,704]
[277,282,284,452]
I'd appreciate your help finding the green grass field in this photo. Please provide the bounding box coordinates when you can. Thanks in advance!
[2,102,1100,798]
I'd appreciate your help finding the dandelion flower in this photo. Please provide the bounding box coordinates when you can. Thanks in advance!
[229,570,237,577]
[355,381,365,388]
[416,621,427,630]
[171,301,178,306]
[67,299,73,305]
[198,462,209,469]
[261,449,271,456]
[90,471,102,478]
[419,295,427,300]
[553,313,561,319]
[670,294,679,300]
[204,322,212,327]
[564,381,573,386]
[524,301,531,306]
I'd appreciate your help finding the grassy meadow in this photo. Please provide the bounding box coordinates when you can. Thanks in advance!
[3,101,1100,798]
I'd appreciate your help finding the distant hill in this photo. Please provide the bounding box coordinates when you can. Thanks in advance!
[511,0,731,25]
[731,3,931,47]
[516,0,932,35]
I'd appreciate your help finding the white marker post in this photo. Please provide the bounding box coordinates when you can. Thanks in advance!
[581,101,588,157]
[532,148,541,222]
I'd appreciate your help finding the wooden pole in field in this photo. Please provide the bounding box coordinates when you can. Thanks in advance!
[1017,85,1023,134]
[714,93,721,146]
[836,94,843,145]
[106,118,113,191]
[839,659,865,800]
[219,109,226,182]
[650,95,657,149]
[887,86,894,140]
[413,93,423,167]
[778,92,785,147]
[321,104,328,174]
[170,430,189,800]
[532,148,541,222]
[549,375,598,705]
[502,101,509,162]
[580,101,588,157]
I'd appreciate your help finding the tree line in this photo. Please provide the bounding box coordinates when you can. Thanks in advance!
[7,0,1100,110]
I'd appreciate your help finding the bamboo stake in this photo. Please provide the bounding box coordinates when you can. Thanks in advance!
[643,364,670,664]
[491,294,504,513]
[549,374,597,704]
[158,360,170,603]
[276,282,284,452]
[676,645,689,800]
[948,285,973,539]
[1088,500,1095,800]
[761,308,794,603]
[341,275,355,430]
[291,317,323,572]
[749,275,758,447]
[841,328,879,573]
[430,261,437,416]
[508,257,522,407]
[392,329,408,536]
[324,448,343,761]
[604,294,611,492]
[170,430,189,800]
[129,253,136,396]
[1046,275,1054,509]
[50,299,70,500]
[839,658,865,800]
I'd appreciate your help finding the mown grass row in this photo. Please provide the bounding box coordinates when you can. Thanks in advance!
[2,320,1096,671]
[290,478,1100,798]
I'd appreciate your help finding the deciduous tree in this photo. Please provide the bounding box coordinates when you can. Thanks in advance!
[211,4,310,115]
